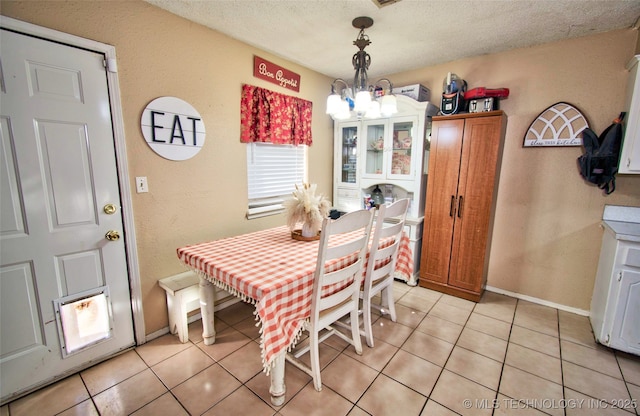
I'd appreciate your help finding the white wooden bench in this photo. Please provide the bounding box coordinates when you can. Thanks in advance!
[158,271,200,343]
[158,271,241,343]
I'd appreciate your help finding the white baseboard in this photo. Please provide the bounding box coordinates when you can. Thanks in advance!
[145,327,170,342]
[485,285,590,317]
[145,313,203,343]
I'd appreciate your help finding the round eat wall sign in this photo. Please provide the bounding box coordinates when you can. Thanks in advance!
[141,96,206,160]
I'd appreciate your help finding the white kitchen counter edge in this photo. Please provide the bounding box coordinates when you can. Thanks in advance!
[602,220,640,242]
[601,204,640,242]
[602,204,640,223]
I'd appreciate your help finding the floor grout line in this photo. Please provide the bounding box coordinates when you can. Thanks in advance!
[5,286,640,416]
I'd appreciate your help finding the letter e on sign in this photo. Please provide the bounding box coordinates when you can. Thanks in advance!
[141,97,206,160]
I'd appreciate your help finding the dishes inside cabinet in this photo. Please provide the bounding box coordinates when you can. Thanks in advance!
[392,154,411,175]
[370,137,384,150]
[402,137,412,149]
[393,129,412,149]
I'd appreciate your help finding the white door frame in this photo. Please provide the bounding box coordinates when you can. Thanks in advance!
[0,16,146,344]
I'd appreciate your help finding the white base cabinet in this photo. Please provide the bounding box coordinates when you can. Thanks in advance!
[590,206,640,356]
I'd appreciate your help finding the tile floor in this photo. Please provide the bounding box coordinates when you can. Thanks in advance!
[3,283,639,416]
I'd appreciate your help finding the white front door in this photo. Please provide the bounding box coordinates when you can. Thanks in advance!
[0,28,135,403]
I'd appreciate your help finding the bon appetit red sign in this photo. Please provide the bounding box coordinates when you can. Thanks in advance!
[253,56,300,92]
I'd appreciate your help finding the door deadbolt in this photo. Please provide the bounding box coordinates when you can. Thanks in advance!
[105,230,120,241]
[103,204,117,215]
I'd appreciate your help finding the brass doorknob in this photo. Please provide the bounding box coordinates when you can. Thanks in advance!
[105,230,120,241]
[103,204,117,215]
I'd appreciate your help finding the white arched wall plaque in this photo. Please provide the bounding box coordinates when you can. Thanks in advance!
[141,96,206,160]
[523,102,589,147]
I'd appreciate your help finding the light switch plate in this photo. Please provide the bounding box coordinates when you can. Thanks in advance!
[136,177,148,193]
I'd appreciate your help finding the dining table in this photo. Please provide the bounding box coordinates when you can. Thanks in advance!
[176,224,413,406]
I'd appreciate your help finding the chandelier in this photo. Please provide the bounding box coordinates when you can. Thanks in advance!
[326,17,398,120]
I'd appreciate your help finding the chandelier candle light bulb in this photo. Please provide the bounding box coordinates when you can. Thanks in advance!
[365,100,381,119]
[380,92,398,117]
[354,90,372,113]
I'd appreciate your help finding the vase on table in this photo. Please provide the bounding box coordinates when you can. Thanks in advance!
[301,222,318,238]
[283,183,331,241]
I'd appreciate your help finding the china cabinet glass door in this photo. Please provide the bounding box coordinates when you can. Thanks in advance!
[338,124,359,185]
[364,122,386,176]
[390,120,415,178]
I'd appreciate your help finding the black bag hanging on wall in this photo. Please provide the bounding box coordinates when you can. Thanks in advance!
[577,112,626,195]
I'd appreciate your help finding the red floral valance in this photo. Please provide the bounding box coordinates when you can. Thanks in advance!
[240,84,313,146]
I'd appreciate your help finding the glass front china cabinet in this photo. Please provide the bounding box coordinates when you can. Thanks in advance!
[363,117,418,180]
[337,122,359,186]
[332,94,439,284]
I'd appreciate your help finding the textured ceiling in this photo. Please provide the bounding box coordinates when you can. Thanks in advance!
[146,0,640,81]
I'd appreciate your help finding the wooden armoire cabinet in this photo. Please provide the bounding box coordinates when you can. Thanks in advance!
[419,111,507,301]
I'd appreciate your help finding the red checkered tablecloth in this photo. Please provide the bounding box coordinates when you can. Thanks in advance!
[177,225,412,372]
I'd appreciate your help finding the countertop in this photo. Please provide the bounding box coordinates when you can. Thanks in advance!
[603,220,640,242]
[602,205,640,242]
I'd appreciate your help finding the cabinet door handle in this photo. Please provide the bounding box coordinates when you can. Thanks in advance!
[449,195,456,217]
[457,196,464,218]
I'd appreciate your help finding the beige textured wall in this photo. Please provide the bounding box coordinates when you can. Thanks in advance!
[389,28,640,311]
[1,0,335,334]
[3,1,640,334]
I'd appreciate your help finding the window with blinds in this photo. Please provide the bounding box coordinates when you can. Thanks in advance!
[246,142,307,219]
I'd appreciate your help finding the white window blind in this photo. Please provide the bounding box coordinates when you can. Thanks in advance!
[246,142,307,219]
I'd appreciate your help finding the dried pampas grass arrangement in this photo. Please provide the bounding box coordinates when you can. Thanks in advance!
[283,183,332,237]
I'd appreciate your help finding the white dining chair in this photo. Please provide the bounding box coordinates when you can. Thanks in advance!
[361,198,409,348]
[285,209,374,391]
